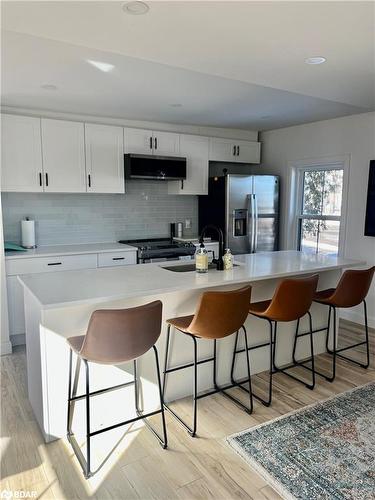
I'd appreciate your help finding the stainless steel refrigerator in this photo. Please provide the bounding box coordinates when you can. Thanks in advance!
[198,174,279,254]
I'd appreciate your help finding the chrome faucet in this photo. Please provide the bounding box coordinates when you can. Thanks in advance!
[199,224,224,271]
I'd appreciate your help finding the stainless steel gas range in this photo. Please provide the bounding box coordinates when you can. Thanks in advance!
[118,238,196,263]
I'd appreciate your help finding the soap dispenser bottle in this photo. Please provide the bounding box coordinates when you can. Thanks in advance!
[195,243,208,273]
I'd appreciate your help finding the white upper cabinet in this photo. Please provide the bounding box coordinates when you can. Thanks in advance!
[168,135,209,195]
[85,124,124,193]
[124,127,180,156]
[235,139,261,164]
[41,119,86,192]
[209,137,261,164]
[124,127,153,155]
[1,114,43,192]
[153,131,180,156]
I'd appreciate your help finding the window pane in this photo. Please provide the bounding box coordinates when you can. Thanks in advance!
[302,170,324,215]
[300,218,319,253]
[299,218,340,256]
[322,170,343,216]
[317,220,340,256]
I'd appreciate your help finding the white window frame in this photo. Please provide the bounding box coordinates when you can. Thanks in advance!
[286,155,350,256]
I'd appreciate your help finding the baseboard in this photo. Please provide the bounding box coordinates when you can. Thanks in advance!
[10,333,26,347]
[1,340,13,356]
[339,310,375,330]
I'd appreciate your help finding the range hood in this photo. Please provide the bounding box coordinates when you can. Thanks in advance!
[124,154,187,181]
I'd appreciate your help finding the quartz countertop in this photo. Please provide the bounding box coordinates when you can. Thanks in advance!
[18,251,364,310]
[5,242,136,259]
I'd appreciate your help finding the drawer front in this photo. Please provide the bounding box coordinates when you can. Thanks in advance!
[6,254,97,275]
[97,251,137,267]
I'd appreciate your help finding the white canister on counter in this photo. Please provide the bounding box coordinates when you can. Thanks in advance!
[177,222,183,238]
[21,218,36,248]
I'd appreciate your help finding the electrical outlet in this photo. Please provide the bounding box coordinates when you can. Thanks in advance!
[185,219,191,229]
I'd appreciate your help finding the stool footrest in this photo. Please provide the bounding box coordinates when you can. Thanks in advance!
[89,409,163,437]
[69,380,135,402]
[164,356,215,374]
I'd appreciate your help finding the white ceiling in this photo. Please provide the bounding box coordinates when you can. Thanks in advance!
[2,1,374,131]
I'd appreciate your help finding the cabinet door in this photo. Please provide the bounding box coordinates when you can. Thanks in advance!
[153,131,180,156]
[85,124,124,193]
[124,127,153,154]
[168,135,209,195]
[1,114,43,192]
[41,119,86,192]
[209,138,236,162]
[236,140,261,164]
[6,276,25,336]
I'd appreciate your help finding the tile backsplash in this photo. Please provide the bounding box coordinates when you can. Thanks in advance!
[1,180,198,245]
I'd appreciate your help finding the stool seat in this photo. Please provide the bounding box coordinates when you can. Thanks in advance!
[313,288,336,305]
[67,335,85,354]
[166,315,194,333]
[248,300,272,317]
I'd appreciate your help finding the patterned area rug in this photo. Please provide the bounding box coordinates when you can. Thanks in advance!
[227,383,375,500]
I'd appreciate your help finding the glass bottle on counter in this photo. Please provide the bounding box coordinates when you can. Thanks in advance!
[195,243,209,273]
[223,248,233,270]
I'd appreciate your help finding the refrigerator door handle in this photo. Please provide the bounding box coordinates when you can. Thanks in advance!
[253,194,258,253]
[247,194,256,253]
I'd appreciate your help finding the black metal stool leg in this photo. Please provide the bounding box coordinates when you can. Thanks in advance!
[213,329,253,414]
[163,331,198,437]
[273,314,316,390]
[67,350,81,437]
[330,300,371,369]
[84,360,91,478]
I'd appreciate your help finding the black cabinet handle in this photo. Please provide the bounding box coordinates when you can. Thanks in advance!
[45,173,49,186]
[233,145,236,156]
[154,137,158,150]
[237,145,240,156]
[47,262,62,266]
[149,136,153,150]
[88,174,91,188]
[39,172,42,187]
[112,257,125,261]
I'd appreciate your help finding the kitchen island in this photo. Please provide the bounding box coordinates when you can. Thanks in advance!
[19,251,364,442]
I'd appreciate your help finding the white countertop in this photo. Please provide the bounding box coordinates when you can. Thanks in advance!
[18,251,364,310]
[5,242,136,259]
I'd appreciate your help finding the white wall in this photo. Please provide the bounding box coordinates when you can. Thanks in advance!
[261,111,375,327]
[0,194,12,355]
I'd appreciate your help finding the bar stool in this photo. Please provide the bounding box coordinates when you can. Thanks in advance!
[313,266,375,382]
[66,301,167,479]
[162,286,253,437]
[231,274,319,407]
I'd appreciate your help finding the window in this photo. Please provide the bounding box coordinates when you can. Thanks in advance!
[297,167,344,256]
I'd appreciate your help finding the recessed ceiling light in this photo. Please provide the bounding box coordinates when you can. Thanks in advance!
[122,1,149,15]
[305,56,326,65]
[170,103,182,108]
[87,60,115,72]
[41,84,57,91]
[260,115,272,120]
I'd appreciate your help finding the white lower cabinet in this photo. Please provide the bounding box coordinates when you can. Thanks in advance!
[6,249,137,343]
[97,251,137,267]
[168,135,209,195]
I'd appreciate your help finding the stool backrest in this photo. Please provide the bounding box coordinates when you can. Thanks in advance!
[187,285,252,339]
[265,274,319,322]
[330,266,375,308]
[79,300,162,364]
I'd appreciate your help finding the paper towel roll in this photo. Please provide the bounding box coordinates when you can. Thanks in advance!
[21,219,36,248]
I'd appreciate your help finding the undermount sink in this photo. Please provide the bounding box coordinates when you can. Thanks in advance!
[161,263,238,273]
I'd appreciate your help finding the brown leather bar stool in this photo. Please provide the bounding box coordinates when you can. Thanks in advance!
[162,286,252,437]
[231,275,319,406]
[66,301,167,479]
[313,266,375,382]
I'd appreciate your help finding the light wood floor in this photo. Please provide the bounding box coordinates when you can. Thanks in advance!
[1,323,374,500]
